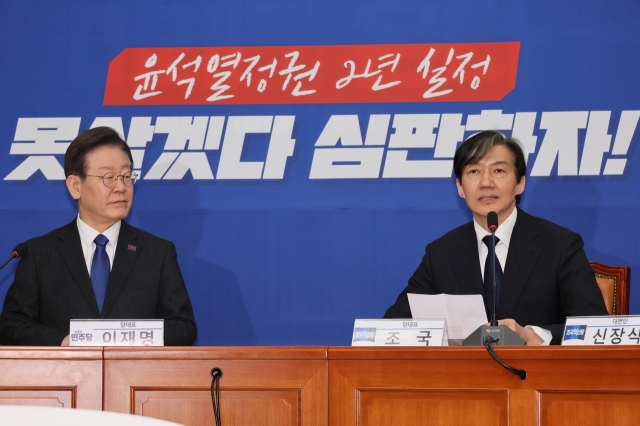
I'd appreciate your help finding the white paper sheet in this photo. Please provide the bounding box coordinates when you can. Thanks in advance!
[407,293,488,344]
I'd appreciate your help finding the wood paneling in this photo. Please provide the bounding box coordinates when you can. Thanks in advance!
[540,391,640,426]
[0,347,103,409]
[328,346,640,426]
[2,345,639,425]
[359,389,507,426]
[0,390,71,407]
[104,346,327,426]
[134,389,299,426]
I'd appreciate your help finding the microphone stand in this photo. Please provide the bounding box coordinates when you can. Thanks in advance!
[490,229,498,327]
[484,227,526,380]
[462,212,526,380]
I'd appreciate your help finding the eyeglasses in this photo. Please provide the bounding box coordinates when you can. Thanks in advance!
[86,172,138,187]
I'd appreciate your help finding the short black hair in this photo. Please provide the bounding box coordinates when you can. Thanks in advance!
[453,130,526,204]
[64,127,133,178]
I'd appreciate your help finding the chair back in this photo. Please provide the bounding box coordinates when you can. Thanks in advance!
[590,261,630,315]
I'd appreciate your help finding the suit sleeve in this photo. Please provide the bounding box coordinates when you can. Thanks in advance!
[384,243,437,318]
[157,242,198,346]
[0,243,68,346]
[539,232,608,345]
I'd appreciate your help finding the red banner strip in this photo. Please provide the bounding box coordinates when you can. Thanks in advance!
[104,42,520,105]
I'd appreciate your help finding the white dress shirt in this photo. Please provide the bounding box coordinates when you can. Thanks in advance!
[472,208,552,345]
[76,216,121,275]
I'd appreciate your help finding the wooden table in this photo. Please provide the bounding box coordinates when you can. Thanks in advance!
[104,346,328,426]
[0,347,102,409]
[329,346,640,426]
[1,346,639,425]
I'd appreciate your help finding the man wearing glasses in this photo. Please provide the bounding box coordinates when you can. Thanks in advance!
[0,127,197,346]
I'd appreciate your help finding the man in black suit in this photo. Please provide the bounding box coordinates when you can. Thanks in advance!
[384,131,607,345]
[0,127,197,346]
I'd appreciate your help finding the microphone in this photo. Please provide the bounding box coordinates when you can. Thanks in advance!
[0,243,28,271]
[462,212,526,379]
[487,211,498,232]
[487,211,499,326]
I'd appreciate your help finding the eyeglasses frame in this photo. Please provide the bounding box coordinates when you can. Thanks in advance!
[85,171,139,188]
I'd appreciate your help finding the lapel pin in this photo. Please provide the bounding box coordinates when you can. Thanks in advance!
[127,244,137,252]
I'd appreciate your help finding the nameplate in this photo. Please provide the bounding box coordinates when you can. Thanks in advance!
[352,319,447,346]
[562,315,640,346]
[69,319,164,346]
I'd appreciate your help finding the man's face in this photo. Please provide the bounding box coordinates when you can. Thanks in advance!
[66,145,133,232]
[455,144,525,230]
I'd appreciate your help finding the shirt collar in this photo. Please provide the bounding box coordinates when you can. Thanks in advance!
[76,215,121,247]
[473,207,518,250]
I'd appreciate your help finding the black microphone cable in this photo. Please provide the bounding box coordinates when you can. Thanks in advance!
[210,367,223,426]
[485,337,527,380]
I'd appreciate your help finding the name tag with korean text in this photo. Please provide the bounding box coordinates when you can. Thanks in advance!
[562,316,640,346]
[352,319,447,346]
[69,319,164,346]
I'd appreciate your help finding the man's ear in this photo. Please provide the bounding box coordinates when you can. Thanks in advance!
[516,175,526,195]
[456,179,466,199]
[66,175,82,200]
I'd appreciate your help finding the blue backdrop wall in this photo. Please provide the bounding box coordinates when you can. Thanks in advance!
[0,0,638,345]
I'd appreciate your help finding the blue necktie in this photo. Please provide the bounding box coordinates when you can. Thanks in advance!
[483,235,503,322]
[91,234,110,313]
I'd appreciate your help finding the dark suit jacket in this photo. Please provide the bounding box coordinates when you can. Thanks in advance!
[0,219,197,346]
[384,209,608,344]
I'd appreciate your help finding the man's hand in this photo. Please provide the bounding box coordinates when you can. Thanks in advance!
[498,319,544,346]
[61,335,70,346]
